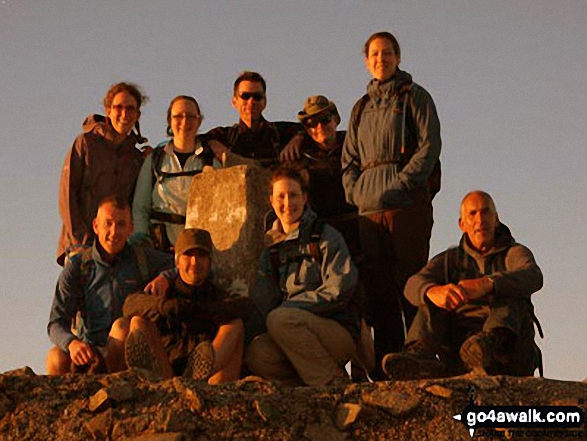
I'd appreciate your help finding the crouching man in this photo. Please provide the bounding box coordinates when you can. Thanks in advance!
[47,196,174,374]
[123,228,253,384]
[383,191,543,379]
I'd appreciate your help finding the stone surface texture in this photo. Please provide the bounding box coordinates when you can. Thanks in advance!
[186,165,270,296]
[0,367,585,440]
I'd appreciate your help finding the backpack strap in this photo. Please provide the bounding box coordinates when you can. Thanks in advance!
[151,144,212,187]
[129,244,150,288]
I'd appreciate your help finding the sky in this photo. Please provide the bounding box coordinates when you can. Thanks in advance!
[0,1,585,381]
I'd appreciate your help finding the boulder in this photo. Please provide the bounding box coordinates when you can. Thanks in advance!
[186,165,270,296]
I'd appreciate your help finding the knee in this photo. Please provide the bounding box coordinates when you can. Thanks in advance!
[46,346,70,375]
[266,307,298,335]
[109,317,130,340]
[129,315,150,332]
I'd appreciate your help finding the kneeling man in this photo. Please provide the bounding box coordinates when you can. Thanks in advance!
[123,228,253,384]
[383,191,543,379]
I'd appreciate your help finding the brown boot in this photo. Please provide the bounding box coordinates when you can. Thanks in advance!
[183,341,215,381]
[459,329,515,375]
[382,342,451,380]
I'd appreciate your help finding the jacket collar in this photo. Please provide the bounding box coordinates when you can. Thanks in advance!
[460,222,516,259]
[264,207,317,247]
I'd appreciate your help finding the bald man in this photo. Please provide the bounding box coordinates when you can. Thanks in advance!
[383,191,543,380]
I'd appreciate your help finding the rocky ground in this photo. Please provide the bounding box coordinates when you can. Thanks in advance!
[0,367,585,440]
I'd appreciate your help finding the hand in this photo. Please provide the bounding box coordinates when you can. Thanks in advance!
[426,284,466,311]
[279,133,303,162]
[458,276,493,301]
[208,140,230,161]
[144,275,170,297]
[68,339,95,366]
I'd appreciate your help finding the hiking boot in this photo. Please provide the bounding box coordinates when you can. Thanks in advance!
[459,329,513,375]
[184,341,215,381]
[382,342,450,380]
[125,329,161,377]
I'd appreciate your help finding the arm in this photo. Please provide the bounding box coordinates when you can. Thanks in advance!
[341,102,363,206]
[493,244,543,299]
[131,153,154,238]
[47,260,83,352]
[404,251,449,307]
[58,135,91,251]
[397,86,441,191]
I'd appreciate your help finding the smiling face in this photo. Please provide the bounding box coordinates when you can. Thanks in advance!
[459,192,499,253]
[177,248,211,287]
[106,91,140,136]
[304,111,338,149]
[92,202,133,258]
[232,80,266,127]
[364,37,400,82]
[270,177,307,232]
[170,98,202,141]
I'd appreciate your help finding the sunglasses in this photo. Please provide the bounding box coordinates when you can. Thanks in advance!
[239,92,265,102]
[304,113,333,129]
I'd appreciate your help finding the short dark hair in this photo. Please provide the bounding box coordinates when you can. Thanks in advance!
[363,31,401,59]
[97,195,130,212]
[103,82,148,111]
[166,95,202,137]
[233,71,266,96]
[269,166,309,195]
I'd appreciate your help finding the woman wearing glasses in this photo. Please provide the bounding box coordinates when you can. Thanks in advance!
[341,31,442,377]
[131,95,218,253]
[57,82,148,266]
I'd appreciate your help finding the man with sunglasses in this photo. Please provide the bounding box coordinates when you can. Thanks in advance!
[203,71,302,168]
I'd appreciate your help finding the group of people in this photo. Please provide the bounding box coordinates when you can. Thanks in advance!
[47,31,543,386]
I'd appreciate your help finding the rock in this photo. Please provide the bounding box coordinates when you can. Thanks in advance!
[85,408,113,439]
[362,387,422,416]
[334,402,361,430]
[185,165,270,295]
[303,423,345,441]
[89,383,135,412]
[172,377,204,413]
[0,391,13,419]
[425,384,453,398]
[0,368,586,440]
[129,434,185,441]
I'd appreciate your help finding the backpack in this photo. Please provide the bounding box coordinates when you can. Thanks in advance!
[352,84,442,199]
[150,143,214,187]
[267,216,367,315]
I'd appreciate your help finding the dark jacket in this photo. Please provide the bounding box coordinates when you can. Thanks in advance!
[123,276,253,373]
[404,223,543,307]
[57,115,145,265]
[342,70,441,214]
[48,242,173,352]
[203,117,301,167]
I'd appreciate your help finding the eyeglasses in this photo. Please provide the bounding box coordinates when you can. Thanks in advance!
[239,92,265,102]
[111,104,138,114]
[303,113,333,129]
[171,113,201,121]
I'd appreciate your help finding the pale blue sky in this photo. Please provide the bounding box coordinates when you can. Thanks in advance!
[1,1,585,381]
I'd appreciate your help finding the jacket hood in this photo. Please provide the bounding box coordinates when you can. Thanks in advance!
[366,69,413,100]
[82,114,146,144]
[461,222,516,259]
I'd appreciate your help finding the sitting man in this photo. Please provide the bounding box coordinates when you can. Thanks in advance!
[123,228,253,384]
[203,71,302,168]
[47,196,174,375]
[383,190,543,379]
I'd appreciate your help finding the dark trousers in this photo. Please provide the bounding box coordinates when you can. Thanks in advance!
[407,297,538,375]
[358,189,433,371]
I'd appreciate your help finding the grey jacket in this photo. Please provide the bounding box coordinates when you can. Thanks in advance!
[342,70,441,214]
[247,208,359,340]
[404,223,543,307]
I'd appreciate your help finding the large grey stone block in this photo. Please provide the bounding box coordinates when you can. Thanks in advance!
[186,165,270,296]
